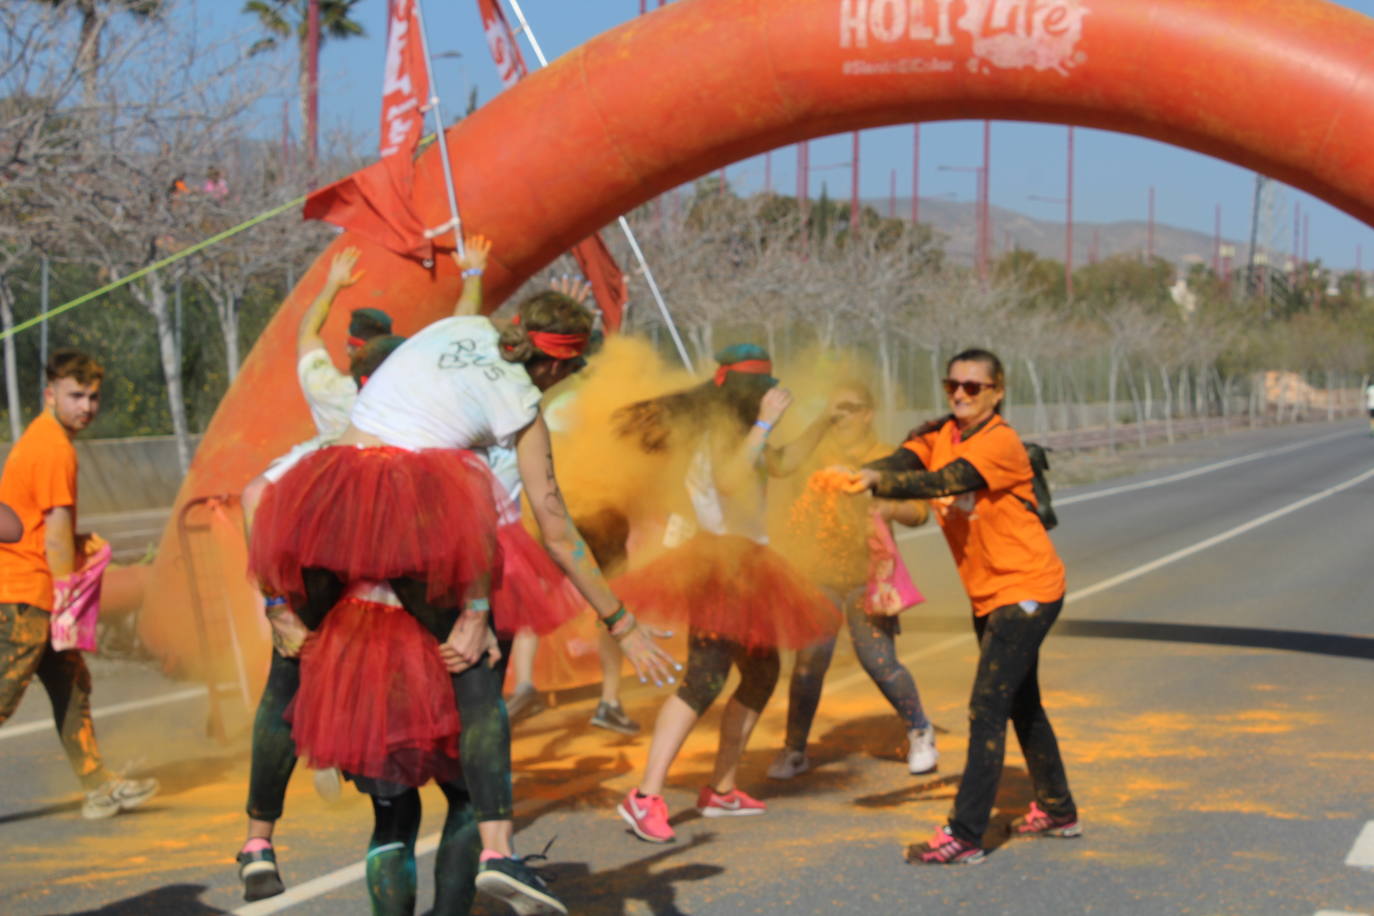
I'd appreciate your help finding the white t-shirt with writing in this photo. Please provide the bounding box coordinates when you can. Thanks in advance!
[351,316,542,453]
[297,348,357,440]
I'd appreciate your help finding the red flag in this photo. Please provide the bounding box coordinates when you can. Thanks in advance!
[303,158,433,260]
[571,233,628,333]
[305,0,434,260]
[477,0,528,89]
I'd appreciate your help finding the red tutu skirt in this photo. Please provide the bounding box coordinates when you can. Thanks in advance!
[250,445,500,604]
[614,534,840,649]
[289,597,461,787]
[492,523,585,637]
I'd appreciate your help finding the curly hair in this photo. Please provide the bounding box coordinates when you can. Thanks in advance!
[498,290,594,364]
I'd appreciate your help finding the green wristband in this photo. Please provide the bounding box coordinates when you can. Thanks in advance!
[601,604,628,631]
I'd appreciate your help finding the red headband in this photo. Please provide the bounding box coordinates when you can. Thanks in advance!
[347,335,366,350]
[713,359,773,387]
[505,315,589,361]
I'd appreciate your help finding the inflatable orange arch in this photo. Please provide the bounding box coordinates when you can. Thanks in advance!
[141,0,1374,683]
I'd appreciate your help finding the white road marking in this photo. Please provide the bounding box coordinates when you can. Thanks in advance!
[894,427,1355,542]
[1344,820,1374,869]
[1066,465,1374,606]
[1054,428,1353,507]
[1313,910,1370,915]
[0,686,209,741]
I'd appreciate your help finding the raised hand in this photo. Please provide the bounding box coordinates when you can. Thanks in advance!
[325,247,363,290]
[454,234,492,273]
[550,275,593,305]
[758,387,794,427]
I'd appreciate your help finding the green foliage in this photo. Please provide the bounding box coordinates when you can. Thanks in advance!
[242,0,366,56]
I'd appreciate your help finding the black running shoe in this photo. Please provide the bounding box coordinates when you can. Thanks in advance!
[590,701,641,735]
[475,851,566,916]
[237,844,286,901]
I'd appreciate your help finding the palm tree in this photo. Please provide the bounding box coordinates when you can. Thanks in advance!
[28,0,163,105]
[242,0,366,160]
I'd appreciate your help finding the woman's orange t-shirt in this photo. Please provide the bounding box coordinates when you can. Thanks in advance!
[905,416,1064,616]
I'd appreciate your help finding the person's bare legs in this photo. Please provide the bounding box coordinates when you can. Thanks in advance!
[511,630,538,691]
[638,695,700,796]
[710,697,764,794]
[598,628,623,705]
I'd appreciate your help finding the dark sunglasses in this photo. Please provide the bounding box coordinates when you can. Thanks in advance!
[942,378,997,397]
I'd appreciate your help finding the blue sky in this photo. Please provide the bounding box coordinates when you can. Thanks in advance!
[207,0,1374,271]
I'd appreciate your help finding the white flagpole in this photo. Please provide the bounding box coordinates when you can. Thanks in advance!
[413,0,466,258]
[503,0,695,373]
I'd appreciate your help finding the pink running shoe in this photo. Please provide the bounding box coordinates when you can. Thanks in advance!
[1010,801,1082,838]
[905,825,987,865]
[618,790,675,843]
[696,786,766,817]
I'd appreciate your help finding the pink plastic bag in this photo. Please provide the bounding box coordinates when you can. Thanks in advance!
[865,512,924,616]
[50,542,113,652]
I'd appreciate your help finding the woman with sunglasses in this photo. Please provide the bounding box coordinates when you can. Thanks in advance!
[849,348,1079,866]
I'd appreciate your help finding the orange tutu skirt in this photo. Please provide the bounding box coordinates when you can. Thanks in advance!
[492,523,584,637]
[614,534,840,649]
[289,597,460,787]
[250,445,500,605]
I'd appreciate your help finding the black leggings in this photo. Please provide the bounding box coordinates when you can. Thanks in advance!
[948,597,1075,845]
[366,780,479,916]
[301,569,513,823]
[245,650,299,822]
[784,586,929,752]
[675,630,780,716]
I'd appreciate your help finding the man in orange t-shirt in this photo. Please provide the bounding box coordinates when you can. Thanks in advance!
[0,349,158,819]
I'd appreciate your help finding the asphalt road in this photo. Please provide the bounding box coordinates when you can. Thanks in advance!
[2,419,1372,915]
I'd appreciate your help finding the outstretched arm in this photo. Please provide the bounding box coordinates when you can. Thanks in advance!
[451,234,491,317]
[516,414,678,685]
[297,247,362,357]
[764,393,845,477]
[850,459,987,500]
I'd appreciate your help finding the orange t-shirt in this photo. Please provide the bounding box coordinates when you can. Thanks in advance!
[905,416,1064,616]
[0,412,77,611]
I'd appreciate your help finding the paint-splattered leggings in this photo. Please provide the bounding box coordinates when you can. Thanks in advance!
[365,778,480,916]
[0,603,108,790]
[783,585,930,752]
[245,649,299,822]
[948,596,1076,845]
[676,630,780,716]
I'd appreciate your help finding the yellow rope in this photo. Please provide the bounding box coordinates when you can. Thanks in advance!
[0,131,445,343]
[0,195,307,342]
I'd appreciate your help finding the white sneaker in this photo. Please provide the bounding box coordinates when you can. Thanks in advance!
[313,767,342,802]
[907,726,938,775]
[82,776,159,820]
[766,748,809,780]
